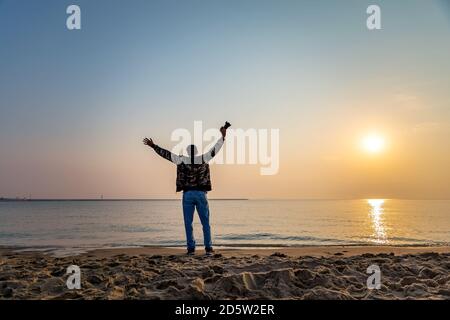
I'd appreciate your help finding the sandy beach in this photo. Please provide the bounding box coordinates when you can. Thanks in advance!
[1,246,449,300]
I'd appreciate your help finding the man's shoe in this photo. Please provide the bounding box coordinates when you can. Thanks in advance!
[187,248,195,256]
[205,247,214,256]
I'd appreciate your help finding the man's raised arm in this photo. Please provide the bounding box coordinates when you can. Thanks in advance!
[143,137,180,164]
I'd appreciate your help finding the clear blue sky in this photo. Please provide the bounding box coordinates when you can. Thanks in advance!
[1,0,449,199]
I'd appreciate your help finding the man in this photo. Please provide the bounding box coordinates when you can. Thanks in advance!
[143,124,227,255]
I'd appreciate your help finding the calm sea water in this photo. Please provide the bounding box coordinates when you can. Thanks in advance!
[0,200,449,255]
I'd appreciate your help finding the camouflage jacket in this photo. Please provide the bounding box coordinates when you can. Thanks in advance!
[153,138,224,192]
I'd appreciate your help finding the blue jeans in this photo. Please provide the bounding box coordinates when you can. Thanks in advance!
[182,190,212,250]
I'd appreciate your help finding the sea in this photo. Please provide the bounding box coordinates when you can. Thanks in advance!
[0,199,449,256]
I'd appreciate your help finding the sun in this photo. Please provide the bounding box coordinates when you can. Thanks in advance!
[362,134,385,154]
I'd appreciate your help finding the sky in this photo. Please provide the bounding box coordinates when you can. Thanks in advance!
[0,0,449,199]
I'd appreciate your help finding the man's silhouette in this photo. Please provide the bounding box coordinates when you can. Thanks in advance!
[143,125,227,255]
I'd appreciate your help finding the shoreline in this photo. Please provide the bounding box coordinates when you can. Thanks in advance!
[2,244,449,258]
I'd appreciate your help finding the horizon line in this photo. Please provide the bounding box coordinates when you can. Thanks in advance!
[1,197,450,202]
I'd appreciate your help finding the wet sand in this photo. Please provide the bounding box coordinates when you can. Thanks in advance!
[1,246,449,300]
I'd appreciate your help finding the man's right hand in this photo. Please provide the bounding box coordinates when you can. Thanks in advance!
[143,137,155,148]
[220,127,227,139]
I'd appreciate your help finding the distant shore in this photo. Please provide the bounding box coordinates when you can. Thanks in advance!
[0,199,251,202]
[1,245,449,300]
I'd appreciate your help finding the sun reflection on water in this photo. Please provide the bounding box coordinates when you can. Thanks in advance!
[367,199,388,244]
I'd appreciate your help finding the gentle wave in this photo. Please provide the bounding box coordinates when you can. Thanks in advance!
[217,233,349,243]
